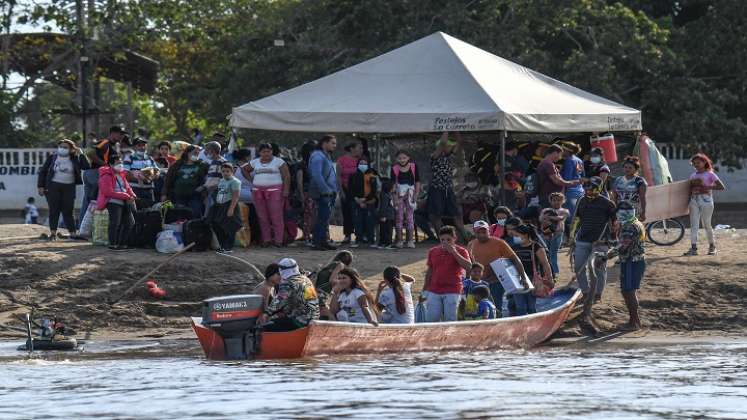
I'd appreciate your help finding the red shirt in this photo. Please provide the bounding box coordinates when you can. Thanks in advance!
[427,245,470,294]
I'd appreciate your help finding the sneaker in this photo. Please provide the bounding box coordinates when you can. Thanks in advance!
[109,246,126,252]
[350,240,359,248]
[215,248,225,254]
[223,249,234,254]
[683,247,698,256]
[384,245,399,250]
[708,244,717,255]
[49,235,57,242]
[406,241,416,249]
[369,243,378,249]
[304,239,313,247]
[394,241,404,249]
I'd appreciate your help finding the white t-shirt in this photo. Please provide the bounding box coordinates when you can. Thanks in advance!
[336,288,368,323]
[250,157,285,187]
[378,282,415,324]
[51,156,75,184]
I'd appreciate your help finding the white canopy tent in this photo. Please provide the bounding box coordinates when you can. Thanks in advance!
[230,32,642,134]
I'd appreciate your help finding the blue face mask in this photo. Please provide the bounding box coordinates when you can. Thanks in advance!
[512,236,523,244]
[358,164,368,172]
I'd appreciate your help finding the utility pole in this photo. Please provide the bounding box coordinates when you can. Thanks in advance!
[76,0,88,146]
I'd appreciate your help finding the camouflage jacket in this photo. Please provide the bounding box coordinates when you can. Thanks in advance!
[266,274,320,327]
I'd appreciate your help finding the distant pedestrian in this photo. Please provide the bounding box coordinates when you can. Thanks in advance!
[248,143,291,247]
[377,177,396,249]
[426,132,468,241]
[123,137,159,207]
[309,135,339,250]
[684,153,726,256]
[38,139,87,240]
[609,201,646,331]
[81,126,126,227]
[336,140,364,244]
[611,156,647,222]
[161,145,208,218]
[207,162,242,254]
[348,157,379,247]
[23,197,39,225]
[97,155,136,251]
[391,150,420,248]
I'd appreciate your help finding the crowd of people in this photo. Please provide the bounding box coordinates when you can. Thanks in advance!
[32,127,726,331]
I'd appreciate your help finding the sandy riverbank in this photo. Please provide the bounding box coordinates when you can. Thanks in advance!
[1,224,745,341]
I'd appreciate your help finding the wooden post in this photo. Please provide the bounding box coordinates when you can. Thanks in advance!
[500,130,507,205]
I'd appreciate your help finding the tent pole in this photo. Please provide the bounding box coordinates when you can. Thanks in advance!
[500,130,507,205]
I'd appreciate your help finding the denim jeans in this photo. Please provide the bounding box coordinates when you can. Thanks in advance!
[512,292,537,316]
[548,233,563,276]
[313,195,335,246]
[353,204,375,243]
[564,195,581,232]
[573,241,609,296]
[424,292,460,322]
[488,282,505,317]
[78,168,99,228]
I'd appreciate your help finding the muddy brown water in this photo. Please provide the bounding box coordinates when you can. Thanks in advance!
[1,339,746,419]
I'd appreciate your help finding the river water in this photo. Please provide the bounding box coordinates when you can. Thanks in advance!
[1,339,746,419]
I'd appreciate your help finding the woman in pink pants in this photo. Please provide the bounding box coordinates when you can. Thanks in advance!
[249,143,291,247]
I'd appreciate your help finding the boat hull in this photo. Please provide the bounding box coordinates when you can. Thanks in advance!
[192,289,582,360]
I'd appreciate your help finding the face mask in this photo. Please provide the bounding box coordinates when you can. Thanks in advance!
[466,183,478,189]
[495,218,506,226]
[512,236,523,244]
[57,147,69,157]
[134,150,145,158]
[190,154,199,162]
[113,164,124,172]
[590,156,602,164]
[358,164,368,172]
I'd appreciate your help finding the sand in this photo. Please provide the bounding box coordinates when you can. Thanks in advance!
[0,223,745,341]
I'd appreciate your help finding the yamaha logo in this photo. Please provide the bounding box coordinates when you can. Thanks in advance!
[213,301,248,311]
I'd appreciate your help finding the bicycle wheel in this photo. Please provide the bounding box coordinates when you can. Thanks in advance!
[646,218,685,246]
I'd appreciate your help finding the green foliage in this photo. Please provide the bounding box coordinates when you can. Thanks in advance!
[4,0,747,164]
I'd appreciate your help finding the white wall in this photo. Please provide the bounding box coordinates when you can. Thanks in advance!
[658,143,746,203]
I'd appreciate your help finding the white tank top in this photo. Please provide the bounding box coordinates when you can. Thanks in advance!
[250,157,284,187]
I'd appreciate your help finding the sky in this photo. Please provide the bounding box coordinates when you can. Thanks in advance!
[5,0,62,89]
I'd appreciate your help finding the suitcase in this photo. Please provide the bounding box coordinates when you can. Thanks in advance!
[164,207,194,224]
[129,209,162,248]
[182,219,212,252]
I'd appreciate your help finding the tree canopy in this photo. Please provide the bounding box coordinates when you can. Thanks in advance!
[2,0,746,165]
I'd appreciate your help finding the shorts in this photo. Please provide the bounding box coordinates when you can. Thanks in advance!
[620,260,646,292]
[426,186,460,218]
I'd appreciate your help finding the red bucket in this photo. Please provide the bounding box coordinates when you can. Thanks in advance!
[591,134,618,164]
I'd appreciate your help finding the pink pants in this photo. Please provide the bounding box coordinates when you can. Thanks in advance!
[253,185,285,245]
[395,193,415,231]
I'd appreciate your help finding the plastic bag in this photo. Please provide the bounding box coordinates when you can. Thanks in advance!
[91,209,109,246]
[235,203,252,248]
[156,230,184,254]
[78,201,97,238]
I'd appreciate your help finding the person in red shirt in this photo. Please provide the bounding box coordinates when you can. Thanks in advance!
[423,225,472,322]
[537,144,581,208]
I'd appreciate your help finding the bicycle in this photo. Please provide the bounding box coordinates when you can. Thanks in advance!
[645,218,685,246]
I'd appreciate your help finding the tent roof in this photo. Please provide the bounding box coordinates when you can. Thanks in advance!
[230,32,642,133]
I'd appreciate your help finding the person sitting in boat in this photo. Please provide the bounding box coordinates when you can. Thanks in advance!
[376,266,415,324]
[259,258,320,332]
[463,285,497,320]
[329,268,379,326]
[313,251,354,319]
[253,263,281,312]
[459,262,490,320]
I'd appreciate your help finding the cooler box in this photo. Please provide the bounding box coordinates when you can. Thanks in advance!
[490,258,533,295]
[591,134,618,164]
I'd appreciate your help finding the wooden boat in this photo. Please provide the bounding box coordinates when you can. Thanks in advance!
[192,288,582,360]
[17,337,78,351]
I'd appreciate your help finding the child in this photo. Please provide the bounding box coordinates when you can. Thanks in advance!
[490,206,513,238]
[207,162,242,254]
[253,263,282,312]
[464,285,497,319]
[377,177,397,249]
[376,266,415,324]
[540,192,570,279]
[329,268,379,326]
[391,150,420,249]
[609,201,646,331]
[23,197,39,225]
[314,251,354,319]
[459,263,490,320]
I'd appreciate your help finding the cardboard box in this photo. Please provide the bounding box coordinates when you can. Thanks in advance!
[490,258,533,295]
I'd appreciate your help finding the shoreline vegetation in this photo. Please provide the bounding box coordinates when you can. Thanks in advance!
[1,224,745,342]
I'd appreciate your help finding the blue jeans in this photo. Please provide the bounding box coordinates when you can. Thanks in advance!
[353,204,375,243]
[488,282,505,317]
[78,169,99,228]
[573,241,609,297]
[512,293,537,316]
[424,292,460,322]
[313,195,335,246]
[564,195,581,229]
[548,233,563,276]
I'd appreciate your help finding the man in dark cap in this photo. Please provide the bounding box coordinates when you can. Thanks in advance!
[79,126,128,227]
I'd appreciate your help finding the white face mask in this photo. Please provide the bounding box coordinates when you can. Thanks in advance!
[512,236,523,244]
[190,154,199,162]
[113,164,124,172]
[495,218,506,226]
[591,156,602,164]
[57,147,69,157]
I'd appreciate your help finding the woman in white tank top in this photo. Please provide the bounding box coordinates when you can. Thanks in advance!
[248,143,290,247]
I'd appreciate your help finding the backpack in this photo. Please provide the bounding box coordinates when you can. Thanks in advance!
[182,219,212,251]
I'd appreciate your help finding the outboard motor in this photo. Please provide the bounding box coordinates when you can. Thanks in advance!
[201,295,264,360]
